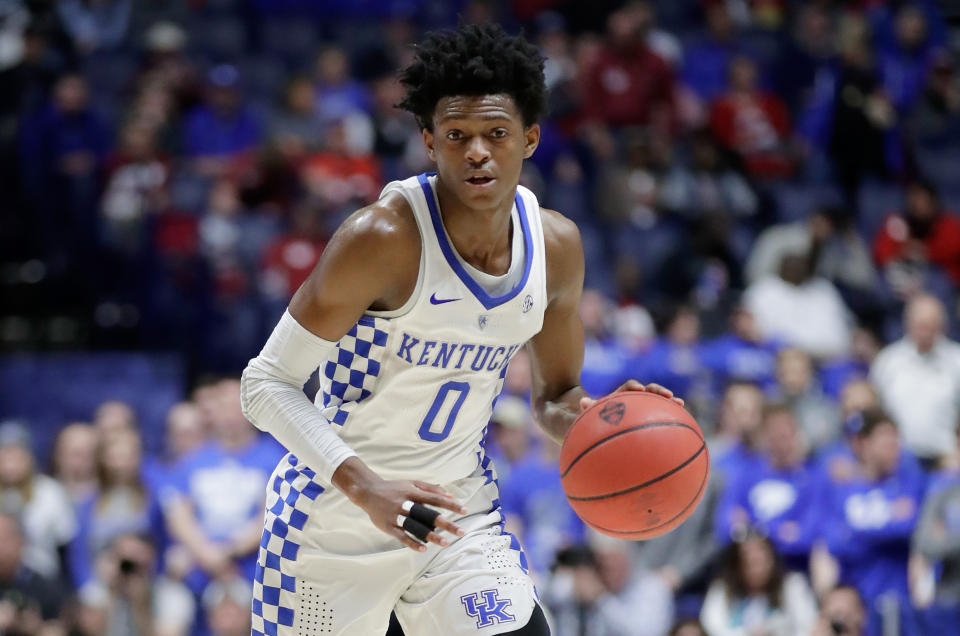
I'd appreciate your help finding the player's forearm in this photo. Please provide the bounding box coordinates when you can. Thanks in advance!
[535,384,589,443]
[331,456,386,505]
[240,310,358,482]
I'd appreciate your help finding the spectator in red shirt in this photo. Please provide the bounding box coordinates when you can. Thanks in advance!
[873,179,960,285]
[301,119,382,209]
[709,56,795,180]
[581,1,675,132]
[260,201,328,301]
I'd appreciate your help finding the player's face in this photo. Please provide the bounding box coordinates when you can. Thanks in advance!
[423,94,539,210]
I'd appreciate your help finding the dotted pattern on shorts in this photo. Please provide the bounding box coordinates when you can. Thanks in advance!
[251,454,324,636]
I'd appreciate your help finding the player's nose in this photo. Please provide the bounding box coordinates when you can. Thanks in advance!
[464,136,491,165]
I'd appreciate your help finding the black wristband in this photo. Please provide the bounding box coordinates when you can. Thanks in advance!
[409,503,441,529]
[402,517,432,542]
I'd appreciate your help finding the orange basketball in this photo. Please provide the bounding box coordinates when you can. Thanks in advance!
[559,391,710,540]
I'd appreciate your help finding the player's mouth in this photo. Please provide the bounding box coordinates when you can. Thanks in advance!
[465,175,495,188]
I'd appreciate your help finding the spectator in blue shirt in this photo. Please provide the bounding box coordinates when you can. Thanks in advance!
[163,379,285,595]
[816,378,924,488]
[774,347,839,451]
[681,3,742,103]
[19,73,110,273]
[485,396,534,485]
[631,304,710,414]
[772,5,836,113]
[579,289,631,398]
[501,426,585,578]
[710,381,766,487]
[144,401,208,499]
[816,409,927,636]
[715,404,818,571]
[313,45,373,124]
[183,65,263,173]
[700,305,780,397]
[877,5,941,112]
[819,328,880,401]
[70,428,165,589]
[56,0,131,54]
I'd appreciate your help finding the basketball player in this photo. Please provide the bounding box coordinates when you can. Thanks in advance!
[240,23,679,635]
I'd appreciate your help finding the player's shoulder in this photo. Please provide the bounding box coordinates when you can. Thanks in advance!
[538,207,581,253]
[335,189,420,254]
[320,189,422,286]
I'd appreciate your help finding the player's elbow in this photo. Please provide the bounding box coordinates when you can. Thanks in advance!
[239,360,269,431]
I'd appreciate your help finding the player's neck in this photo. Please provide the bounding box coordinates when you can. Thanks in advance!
[434,176,515,275]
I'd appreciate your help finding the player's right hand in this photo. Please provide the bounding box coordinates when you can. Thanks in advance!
[353,478,468,552]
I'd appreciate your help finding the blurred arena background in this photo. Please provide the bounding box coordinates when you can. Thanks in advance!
[2,0,960,634]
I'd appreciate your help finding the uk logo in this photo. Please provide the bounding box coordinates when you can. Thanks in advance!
[460,590,515,629]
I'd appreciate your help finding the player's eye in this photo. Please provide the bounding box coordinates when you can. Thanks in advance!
[491,129,508,139]
[446,130,463,141]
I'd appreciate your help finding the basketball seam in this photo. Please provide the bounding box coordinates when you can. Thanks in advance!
[560,421,702,478]
[565,442,707,501]
[584,458,710,535]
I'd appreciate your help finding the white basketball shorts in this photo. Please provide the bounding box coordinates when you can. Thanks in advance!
[251,452,539,635]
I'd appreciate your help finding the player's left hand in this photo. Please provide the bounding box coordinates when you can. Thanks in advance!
[578,379,683,411]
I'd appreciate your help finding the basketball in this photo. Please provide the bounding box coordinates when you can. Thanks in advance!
[560,391,710,540]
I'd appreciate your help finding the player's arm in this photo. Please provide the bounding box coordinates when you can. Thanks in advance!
[241,195,465,552]
[527,209,680,443]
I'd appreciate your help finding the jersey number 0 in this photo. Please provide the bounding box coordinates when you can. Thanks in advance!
[417,381,471,442]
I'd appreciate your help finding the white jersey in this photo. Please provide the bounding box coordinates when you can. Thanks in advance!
[251,174,547,636]
[312,173,547,484]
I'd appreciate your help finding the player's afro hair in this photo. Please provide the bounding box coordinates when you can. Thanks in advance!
[397,23,547,131]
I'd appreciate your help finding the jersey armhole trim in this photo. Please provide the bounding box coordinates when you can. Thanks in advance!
[366,183,427,319]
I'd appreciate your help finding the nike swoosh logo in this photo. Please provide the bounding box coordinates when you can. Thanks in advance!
[430,293,461,305]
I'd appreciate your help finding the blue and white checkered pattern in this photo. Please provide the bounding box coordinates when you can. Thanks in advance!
[475,443,529,575]
[252,454,324,636]
[319,315,390,426]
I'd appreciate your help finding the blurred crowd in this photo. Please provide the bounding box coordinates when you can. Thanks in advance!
[3,0,960,634]
[0,378,281,636]
[5,294,960,635]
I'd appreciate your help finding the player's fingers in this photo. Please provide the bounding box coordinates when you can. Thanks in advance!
[412,481,453,497]
[424,530,450,547]
[412,488,467,515]
[388,526,426,552]
[433,514,466,537]
[640,382,673,397]
[641,382,684,405]
[579,396,595,411]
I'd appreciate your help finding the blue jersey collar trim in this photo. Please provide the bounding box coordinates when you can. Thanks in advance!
[417,173,533,311]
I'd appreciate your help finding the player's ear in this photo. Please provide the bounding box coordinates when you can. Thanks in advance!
[523,123,540,159]
[422,128,437,162]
